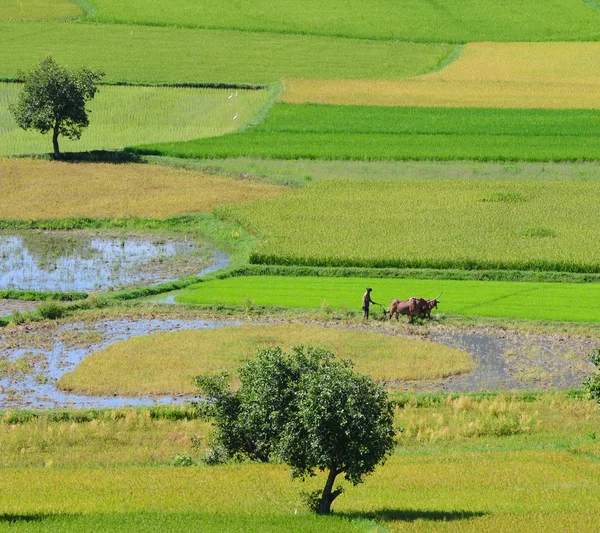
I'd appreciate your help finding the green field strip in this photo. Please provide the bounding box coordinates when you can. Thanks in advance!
[135,104,600,162]
[0,23,451,85]
[176,276,600,322]
[80,0,600,43]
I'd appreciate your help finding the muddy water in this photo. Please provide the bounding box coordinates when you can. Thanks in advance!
[0,231,210,292]
[0,318,240,409]
[0,319,596,409]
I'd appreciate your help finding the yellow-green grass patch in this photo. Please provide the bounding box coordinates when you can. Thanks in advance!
[57,324,475,396]
[0,451,599,531]
[0,83,267,156]
[282,42,600,109]
[1,0,82,21]
[0,159,284,219]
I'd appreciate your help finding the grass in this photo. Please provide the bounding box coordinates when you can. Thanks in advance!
[282,42,600,109]
[0,513,360,533]
[175,275,600,323]
[0,159,284,219]
[1,0,82,21]
[135,104,600,162]
[0,451,598,531]
[82,0,600,43]
[0,394,598,530]
[57,324,475,395]
[0,22,452,85]
[212,178,600,272]
[159,157,600,188]
[0,83,267,156]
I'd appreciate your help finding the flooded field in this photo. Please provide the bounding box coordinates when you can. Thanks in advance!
[0,231,213,292]
[0,315,596,410]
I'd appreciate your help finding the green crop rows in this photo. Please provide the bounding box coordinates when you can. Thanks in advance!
[176,275,600,323]
[134,104,600,162]
[83,0,600,43]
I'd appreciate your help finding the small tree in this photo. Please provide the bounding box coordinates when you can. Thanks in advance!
[195,346,396,515]
[9,56,104,159]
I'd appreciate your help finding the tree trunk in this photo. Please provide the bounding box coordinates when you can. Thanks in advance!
[52,121,61,160]
[318,466,343,515]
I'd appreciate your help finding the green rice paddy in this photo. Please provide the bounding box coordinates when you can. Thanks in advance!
[0,83,267,156]
[83,0,600,43]
[214,179,600,273]
[176,275,600,323]
[0,23,451,85]
[135,104,600,162]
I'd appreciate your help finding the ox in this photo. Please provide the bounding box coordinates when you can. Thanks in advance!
[388,292,442,323]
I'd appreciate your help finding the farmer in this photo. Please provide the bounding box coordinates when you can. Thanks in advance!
[362,287,378,319]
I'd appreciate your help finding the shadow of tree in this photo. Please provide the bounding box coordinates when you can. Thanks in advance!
[340,508,486,523]
[60,150,142,164]
[0,514,46,523]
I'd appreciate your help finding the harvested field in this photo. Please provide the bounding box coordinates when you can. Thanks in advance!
[0,83,267,156]
[282,43,600,108]
[0,159,284,219]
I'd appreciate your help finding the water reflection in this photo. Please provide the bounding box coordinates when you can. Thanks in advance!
[0,231,201,292]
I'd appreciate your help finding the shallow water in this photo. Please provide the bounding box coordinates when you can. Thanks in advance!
[0,231,207,292]
[0,318,240,409]
[0,319,595,409]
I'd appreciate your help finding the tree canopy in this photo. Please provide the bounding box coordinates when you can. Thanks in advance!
[195,345,396,515]
[9,56,104,159]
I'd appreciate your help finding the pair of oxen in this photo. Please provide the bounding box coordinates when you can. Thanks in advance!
[387,292,442,323]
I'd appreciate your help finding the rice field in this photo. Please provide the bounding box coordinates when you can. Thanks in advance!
[82,0,600,43]
[0,159,284,220]
[136,104,600,162]
[282,42,600,108]
[1,0,82,21]
[0,83,267,156]
[0,451,599,531]
[57,324,474,395]
[214,179,600,273]
[175,275,600,323]
[0,22,451,85]
[0,395,597,531]
[175,158,600,186]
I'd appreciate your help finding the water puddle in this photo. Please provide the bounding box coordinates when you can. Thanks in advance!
[0,231,213,292]
[0,318,241,409]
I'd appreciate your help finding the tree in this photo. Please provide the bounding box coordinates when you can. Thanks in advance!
[195,346,396,515]
[9,56,104,159]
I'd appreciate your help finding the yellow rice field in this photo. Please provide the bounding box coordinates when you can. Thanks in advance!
[0,159,284,219]
[282,42,600,109]
[57,324,475,396]
[1,0,82,21]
